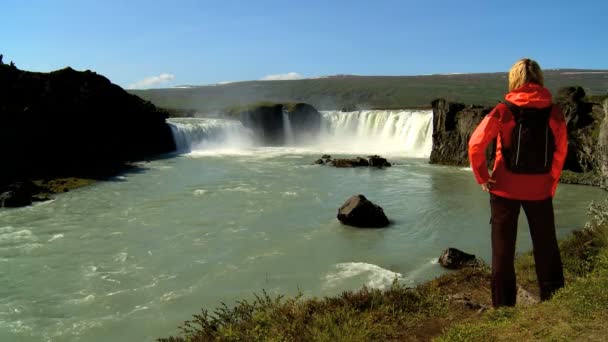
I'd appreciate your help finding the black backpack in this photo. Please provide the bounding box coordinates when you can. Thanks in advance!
[501,101,555,174]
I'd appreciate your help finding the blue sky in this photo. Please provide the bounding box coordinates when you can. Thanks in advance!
[2,0,607,88]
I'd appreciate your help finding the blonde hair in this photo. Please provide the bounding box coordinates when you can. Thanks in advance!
[508,58,544,91]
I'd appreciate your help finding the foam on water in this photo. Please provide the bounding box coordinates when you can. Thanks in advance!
[324,262,402,290]
[193,189,208,196]
[48,234,64,242]
[0,229,37,244]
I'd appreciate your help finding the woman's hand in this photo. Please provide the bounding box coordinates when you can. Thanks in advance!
[481,178,496,192]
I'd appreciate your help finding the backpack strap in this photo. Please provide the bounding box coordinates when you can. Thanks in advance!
[500,100,553,123]
[496,101,514,124]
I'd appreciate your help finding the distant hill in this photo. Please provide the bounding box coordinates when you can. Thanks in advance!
[131,69,608,113]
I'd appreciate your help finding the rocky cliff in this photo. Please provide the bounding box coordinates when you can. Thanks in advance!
[430,87,608,188]
[429,99,493,166]
[232,102,321,145]
[0,64,176,185]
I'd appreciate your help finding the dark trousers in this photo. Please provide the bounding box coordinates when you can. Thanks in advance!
[490,194,564,307]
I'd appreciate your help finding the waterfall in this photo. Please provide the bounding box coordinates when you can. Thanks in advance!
[168,118,255,152]
[282,109,295,146]
[167,110,433,157]
[318,110,433,157]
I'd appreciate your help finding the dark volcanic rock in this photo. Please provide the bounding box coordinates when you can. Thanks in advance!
[555,86,601,173]
[317,155,392,168]
[337,194,389,228]
[368,155,392,167]
[429,99,493,167]
[314,154,332,165]
[330,157,370,168]
[0,181,46,207]
[438,248,478,269]
[236,102,321,145]
[284,103,322,141]
[238,104,285,145]
[0,64,176,185]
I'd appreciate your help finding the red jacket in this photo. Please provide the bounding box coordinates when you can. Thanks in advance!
[468,83,568,200]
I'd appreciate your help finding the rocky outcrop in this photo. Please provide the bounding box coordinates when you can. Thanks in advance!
[429,99,493,167]
[0,181,48,208]
[315,155,392,168]
[337,194,390,228]
[0,64,176,198]
[330,157,370,168]
[429,91,608,188]
[235,102,321,145]
[556,87,600,174]
[438,248,479,270]
[368,155,392,167]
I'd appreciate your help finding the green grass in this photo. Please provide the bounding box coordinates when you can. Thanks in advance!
[157,282,457,342]
[438,198,608,342]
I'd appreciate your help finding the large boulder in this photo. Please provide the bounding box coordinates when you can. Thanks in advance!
[337,194,389,228]
[438,248,478,269]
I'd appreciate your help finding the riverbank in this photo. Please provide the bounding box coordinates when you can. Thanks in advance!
[158,198,608,341]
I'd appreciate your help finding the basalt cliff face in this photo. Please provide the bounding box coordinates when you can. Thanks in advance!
[0,64,176,184]
[430,87,608,188]
[429,99,493,167]
[233,102,321,145]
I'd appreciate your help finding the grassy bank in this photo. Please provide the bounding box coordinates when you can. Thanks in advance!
[158,198,608,341]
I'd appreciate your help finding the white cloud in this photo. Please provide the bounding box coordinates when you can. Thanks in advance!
[128,73,175,89]
[261,72,304,81]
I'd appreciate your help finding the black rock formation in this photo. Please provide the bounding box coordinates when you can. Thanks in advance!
[0,64,176,188]
[429,99,493,167]
[316,155,392,168]
[235,103,321,145]
[337,194,390,228]
[438,248,478,270]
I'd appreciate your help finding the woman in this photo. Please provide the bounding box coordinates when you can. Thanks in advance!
[468,58,568,307]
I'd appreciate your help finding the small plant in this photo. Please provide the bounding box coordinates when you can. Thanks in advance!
[585,198,608,247]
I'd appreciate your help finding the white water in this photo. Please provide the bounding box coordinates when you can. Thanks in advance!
[168,109,433,157]
[282,109,295,146]
[169,118,254,152]
[319,110,433,157]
